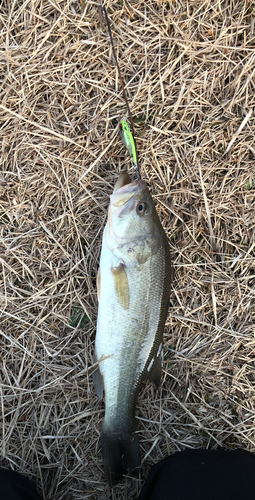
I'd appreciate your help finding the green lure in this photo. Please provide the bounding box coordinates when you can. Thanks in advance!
[119,120,137,166]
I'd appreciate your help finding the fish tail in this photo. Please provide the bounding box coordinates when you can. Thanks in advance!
[101,420,140,487]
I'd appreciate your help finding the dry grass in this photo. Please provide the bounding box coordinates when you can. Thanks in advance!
[0,0,255,498]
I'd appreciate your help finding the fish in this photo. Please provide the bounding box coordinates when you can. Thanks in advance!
[93,172,171,487]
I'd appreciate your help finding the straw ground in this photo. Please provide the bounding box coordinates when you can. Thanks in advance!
[0,0,255,498]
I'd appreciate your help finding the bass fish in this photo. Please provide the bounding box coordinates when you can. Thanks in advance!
[93,172,171,487]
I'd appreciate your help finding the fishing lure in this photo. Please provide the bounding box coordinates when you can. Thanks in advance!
[119,120,139,178]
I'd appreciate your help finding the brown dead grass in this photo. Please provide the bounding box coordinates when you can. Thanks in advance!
[0,0,255,498]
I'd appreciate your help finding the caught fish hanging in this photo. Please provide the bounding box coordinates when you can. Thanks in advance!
[93,173,171,486]
[92,1,171,488]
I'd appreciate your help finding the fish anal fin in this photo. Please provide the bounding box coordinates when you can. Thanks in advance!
[92,351,104,400]
[111,263,130,310]
[97,266,101,303]
[148,356,162,388]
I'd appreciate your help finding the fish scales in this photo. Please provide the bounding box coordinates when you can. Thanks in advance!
[98,245,166,419]
[93,172,171,487]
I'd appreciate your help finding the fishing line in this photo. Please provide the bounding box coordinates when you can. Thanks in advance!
[100,1,141,180]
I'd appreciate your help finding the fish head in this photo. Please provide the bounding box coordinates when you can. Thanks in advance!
[105,172,162,265]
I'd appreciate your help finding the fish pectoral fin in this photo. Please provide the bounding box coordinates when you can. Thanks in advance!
[111,263,130,310]
[92,351,104,400]
[148,356,162,388]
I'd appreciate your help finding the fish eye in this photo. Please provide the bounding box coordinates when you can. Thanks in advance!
[136,202,147,216]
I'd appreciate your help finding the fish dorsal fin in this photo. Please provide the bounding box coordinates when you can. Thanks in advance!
[92,351,104,400]
[96,266,101,303]
[111,263,130,310]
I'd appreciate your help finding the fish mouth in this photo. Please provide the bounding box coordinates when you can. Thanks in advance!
[113,172,132,192]
[111,174,147,208]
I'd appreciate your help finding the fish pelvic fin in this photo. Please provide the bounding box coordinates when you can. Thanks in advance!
[101,422,140,487]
